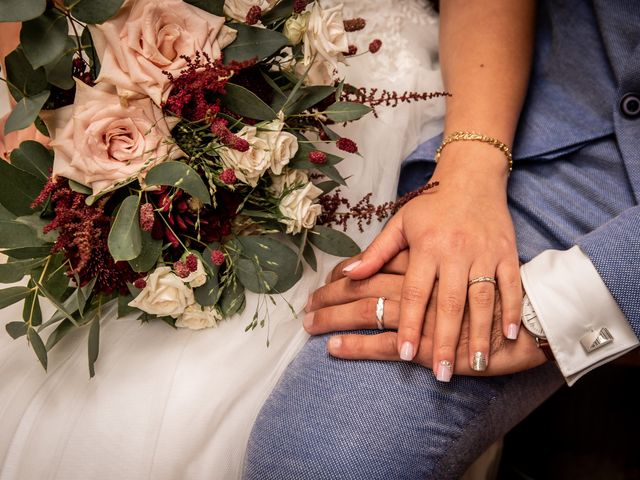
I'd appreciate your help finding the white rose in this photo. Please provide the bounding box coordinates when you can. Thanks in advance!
[258,120,298,175]
[218,126,271,187]
[278,182,323,234]
[129,267,195,318]
[270,168,309,195]
[303,3,348,68]
[224,0,280,22]
[182,258,207,287]
[283,12,310,45]
[176,304,222,330]
[294,57,335,86]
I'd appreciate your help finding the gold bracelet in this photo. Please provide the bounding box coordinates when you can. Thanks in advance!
[434,131,513,173]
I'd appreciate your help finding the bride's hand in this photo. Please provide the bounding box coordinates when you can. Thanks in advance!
[337,150,522,378]
[306,251,543,377]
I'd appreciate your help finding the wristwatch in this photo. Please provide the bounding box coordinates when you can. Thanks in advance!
[521,294,555,361]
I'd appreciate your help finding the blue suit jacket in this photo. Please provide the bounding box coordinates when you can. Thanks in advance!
[399,0,640,338]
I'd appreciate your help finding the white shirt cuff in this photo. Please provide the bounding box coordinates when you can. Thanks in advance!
[520,245,639,386]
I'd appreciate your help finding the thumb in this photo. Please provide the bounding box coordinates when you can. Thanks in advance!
[342,214,407,280]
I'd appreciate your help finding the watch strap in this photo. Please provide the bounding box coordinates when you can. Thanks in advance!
[536,337,555,362]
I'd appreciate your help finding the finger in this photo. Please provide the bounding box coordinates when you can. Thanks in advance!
[328,250,410,284]
[327,254,363,284]
[496,258,523,340]
[304,298,400,335]
[327,332,401,361]
[432,262,469,382]
[467,264,497,372]
[307,274,404,312]
[397,248,437,362]
[341,214,407,279]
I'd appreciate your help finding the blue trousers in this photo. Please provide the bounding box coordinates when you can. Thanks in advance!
[244,139,635,479]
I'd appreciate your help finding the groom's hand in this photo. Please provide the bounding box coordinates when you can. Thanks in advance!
[306,252,546,376]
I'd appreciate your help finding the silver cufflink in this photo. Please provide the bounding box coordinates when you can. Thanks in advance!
[580,327,613,353]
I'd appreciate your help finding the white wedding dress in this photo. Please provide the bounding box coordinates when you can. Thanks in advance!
[0,2,443,478]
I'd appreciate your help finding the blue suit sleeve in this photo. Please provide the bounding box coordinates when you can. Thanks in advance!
[577,205,640,338]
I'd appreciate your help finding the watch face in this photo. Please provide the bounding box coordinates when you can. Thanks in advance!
[521,295,546,339]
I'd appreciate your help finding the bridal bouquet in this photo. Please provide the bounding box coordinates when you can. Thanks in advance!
[0,0,443,374]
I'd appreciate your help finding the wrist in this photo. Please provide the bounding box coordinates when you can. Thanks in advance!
[434,137,512,181]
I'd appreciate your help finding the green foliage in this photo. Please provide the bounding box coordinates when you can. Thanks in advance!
[223,23,289,64]
[184,0,224,16]
[23,285,42,327]
[220,278,246,316]
[324,101,373,122]
[308,225,361,257]
[6,321,28,339]
[238,236,303,293]
[108,195,142,261]
[0,258,44,283]
[81,27,101,78]
[44,37,76,90]
[88,316,100,377]
[28,327,47,370]
[4,90,50,135]
[261,0,294,24]
[222,83,278,121]
[4,47,48,101]
[0,0,45,22]
[128,231,163,272]
[0,220,44,249]
[45,319,74,350]
[279,86,336,116]
[20,9,69,69]
[145,162,212,205]
[0,160,44,216]
[10,140,54,181]
[64,0,125,24]
[0,286,31,309]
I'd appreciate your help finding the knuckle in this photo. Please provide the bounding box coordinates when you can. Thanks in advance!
[439,294,464,316]
[435,342,456,358]
[401,284,428,303]
[351,277,371,297]
[443,231,467,251]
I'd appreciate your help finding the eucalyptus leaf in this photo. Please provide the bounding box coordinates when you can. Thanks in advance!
[68,180,93,195]
[4,90,50,135]
[0,286,31,309]
[1,246,52,259]
[289,139,343,168]
[0,204,16,221]
[282,86,335,115]
[108,195,142,261]
[44,37,76,90]
[0,220,44,248]
[88,316,100,377]
[308,225,361,257]
[23,286,42,327]
[0,0,45,22]
[302,240,317,271]
[223,23,288,64]
[0,258,44,283]
[236,258,278,293]
[41,253,70,299]
[237,236,302,293]
[222,83,278,121]
[28,327,48,370]
[15,213,57,243]
[315,180,340,194]
[10,140,53,181]
[324,101,373,122]
[4,46,48,101]
[145,162,211,205]
[0,160,44,216]
[128,231,162,272]
[260,0,293,24]
[81,27,101,78]
[6,321,28,339]
[194,275,220,306]
[117,294,137,318]
[220,279,246,317]
[65,0,125,24]
[20,9,68,69]
[315,163,347,186]
[45,319,74,350]
[184,0,224,15]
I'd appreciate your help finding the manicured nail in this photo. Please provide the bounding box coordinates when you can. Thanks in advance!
[400,341,414,361]
[303,312,314,330]
[471,352,487,372]
[436,360,453,382]
[342,260,362,274]
[328,336,342,350]
[507,323,519,340]
[305,294,313,312]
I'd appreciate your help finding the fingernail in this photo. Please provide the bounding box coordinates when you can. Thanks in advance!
[303,312,314,330]
[305,294,313,312]
[342,260,362,274]
[436,360,453,382]
[328,336,342,350]
[471,352,487,372]
[507,323,519,340]
[400,341,414,361]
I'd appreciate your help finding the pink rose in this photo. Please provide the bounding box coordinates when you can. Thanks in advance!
[90,0,237,105]
[44,81,181,194]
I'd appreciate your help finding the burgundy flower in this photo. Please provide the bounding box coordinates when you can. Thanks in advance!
[293,0,309,14]
[337,137,358,153]
[220,168,237,185]
[309,150,328,165]
[245,5,262,25]
[369,39,382,54]
[344,18,366,32]
[173,260,191,278]
[134,278,147,289]
[139,203,155,232]
[211,249,225,266]
[185,254,198,272]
